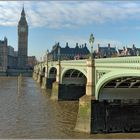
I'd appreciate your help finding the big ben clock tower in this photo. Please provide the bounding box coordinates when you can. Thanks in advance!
[18,7,28,69]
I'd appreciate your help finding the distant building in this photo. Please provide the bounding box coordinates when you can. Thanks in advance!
[7,46,18,69]
[117,44,140,56]
[0,37,18,71]
[95,43,140,58]
[95,43,117,58]
[0,37,8,71]
[28,56,37,69]
[48,42,90,61]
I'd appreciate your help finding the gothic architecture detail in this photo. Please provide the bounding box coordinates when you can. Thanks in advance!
[47,42,90,61]
[18,7,28,69]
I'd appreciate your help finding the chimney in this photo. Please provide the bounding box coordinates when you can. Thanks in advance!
[108,43,110,48]
[84,43,87,47]
[76,43,78,47]
[4,36,7,46]
[132,44,135,49]
[97,44,100,53]
[66,42,69,47]
[4,36,7,41]
[123,46,125,50]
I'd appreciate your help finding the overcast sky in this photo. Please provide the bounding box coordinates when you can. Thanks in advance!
[0,1,140,60]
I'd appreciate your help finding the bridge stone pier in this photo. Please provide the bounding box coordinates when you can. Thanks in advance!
[33,56,140,133]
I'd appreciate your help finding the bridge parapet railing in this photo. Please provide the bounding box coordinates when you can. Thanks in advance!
[61,59,87,66]
[48,61,58,67]
[95,56,140,70]
[95,56,140,64]
[35,60,88,68]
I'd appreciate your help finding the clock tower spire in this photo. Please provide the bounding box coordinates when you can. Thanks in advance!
[18,6,28,69]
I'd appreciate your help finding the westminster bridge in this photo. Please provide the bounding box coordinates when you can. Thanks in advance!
[33,56,140,133]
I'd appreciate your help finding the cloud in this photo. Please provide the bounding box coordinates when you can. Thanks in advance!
[0,1,140,28]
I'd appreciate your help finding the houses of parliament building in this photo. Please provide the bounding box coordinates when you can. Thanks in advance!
[0,7,36,73]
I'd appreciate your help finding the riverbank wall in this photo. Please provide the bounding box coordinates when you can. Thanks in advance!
[0,69,33,77]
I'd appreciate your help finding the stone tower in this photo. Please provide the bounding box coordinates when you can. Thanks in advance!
[18,7,28,69]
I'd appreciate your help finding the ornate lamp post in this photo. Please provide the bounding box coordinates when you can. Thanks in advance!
[89,33,94,60]
[58,47,60,61]
[46,49,49,62]
[45,49,49,78]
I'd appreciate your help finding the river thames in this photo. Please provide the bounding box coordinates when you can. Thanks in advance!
[0,77,140,138]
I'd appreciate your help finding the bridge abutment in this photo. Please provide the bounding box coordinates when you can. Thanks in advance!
[75,95,95,133]
[51,83,86,101]
[41,77,47,89]
[51,61,61,100]
[33,72,37,80]
[37,74,41,83]
[58,84,86,100]
[75,59,96,133]
[41,77,56,89]
[51,81,59,100]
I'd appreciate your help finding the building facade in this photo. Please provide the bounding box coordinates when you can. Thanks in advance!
[18,7,28,69]
[95,44,140,58]
[0,37,18,71]
[7,46,18,69]
[117,44,140,57]
[0,37,8,71]
[95,43,117,58]
[48,42,90,61]
[28,56,37,69]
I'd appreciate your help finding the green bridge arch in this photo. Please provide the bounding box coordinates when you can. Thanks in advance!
[60,67,87,84]
[96,70,140,100]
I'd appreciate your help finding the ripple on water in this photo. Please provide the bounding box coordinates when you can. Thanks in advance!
[0,77,140,138]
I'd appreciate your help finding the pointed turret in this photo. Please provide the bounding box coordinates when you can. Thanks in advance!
[21,6,25,17]
[19,6,27,25]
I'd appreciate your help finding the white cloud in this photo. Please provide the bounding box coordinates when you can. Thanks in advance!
[0,1,140,28]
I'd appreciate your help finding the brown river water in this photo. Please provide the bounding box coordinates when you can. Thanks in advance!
[0,77,140,138]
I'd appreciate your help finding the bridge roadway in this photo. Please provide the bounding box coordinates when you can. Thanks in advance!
[33,56,140,133]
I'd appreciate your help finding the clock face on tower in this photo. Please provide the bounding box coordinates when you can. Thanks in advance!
[20,27,25,32]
